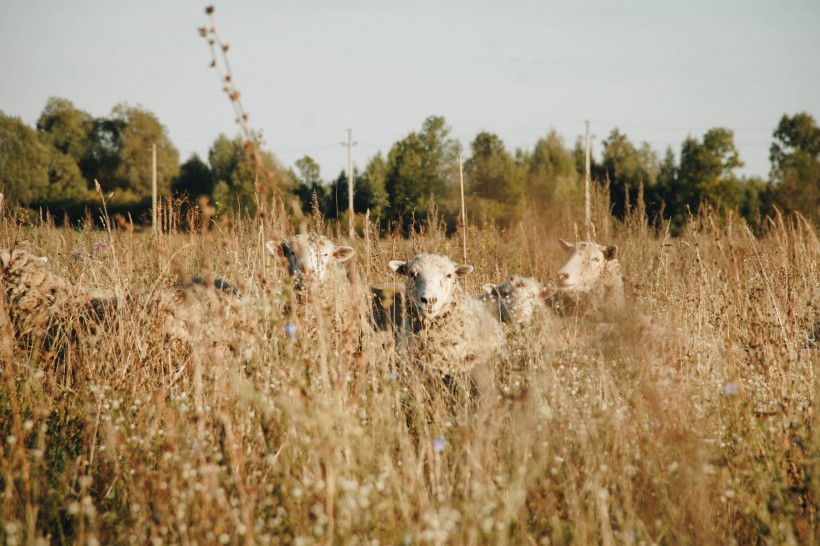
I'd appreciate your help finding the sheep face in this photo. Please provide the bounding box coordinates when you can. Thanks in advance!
[389,254,473,320]
[556,238,618,293]
[483,275,549,325]
[266,233,354,288]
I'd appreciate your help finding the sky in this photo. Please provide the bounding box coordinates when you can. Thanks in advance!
[2,0,819,182]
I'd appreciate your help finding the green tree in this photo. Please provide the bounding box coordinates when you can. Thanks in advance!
[209,133,290,215]
[109,103,180,200]
[356,153,388,219]
[293,155,327,214]
[655,147,678,220]
[78,104,180,201]
[325,162,386,220]
[770,112,820,225]
[36,97,93,164]
[0,112,50,203]
[673,128,744,223]
[463,131,523,225]
[83,117,124,191]
[597,129,659,218]
[172,154,213,199]
[525,131,580,211]
[384,116,461,225]
[43,149,87,202]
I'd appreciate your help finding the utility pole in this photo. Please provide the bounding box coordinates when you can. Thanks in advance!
[458,156,467,264]
[152,143,158,234]
[341,129,357,240]
[584,120,591,240]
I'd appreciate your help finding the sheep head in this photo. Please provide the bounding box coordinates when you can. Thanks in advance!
[556,238,618,293]
[389,253,473,320]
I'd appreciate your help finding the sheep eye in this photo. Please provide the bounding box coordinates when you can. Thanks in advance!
[446,273,453,279]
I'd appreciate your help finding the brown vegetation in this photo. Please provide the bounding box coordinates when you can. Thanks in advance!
[0,196,817,545]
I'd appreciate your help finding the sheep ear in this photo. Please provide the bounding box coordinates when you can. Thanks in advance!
[265,240,281,258]
[389,260,408,275]
[482,283,499,297]
[604,245,618,261]
[455,264,474,277]
[558,238,574,252]
[265,240,290,258]
[332,245,355,262]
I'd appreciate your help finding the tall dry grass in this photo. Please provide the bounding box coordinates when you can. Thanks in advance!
[0,195,817,545]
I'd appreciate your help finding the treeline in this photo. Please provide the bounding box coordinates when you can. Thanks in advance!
[1,97,818,231]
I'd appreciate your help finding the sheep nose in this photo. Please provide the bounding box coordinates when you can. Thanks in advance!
[420,296,438,305]
[557,272,569,282]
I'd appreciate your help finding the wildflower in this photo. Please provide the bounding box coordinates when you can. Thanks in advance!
[284,322,298,339]
[433,436,446,453]
[390,371,400,381]
[721,382,740,396]
[92,241,109,253]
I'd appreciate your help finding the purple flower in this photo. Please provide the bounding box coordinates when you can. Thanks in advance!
[721,383,740,396]
[433,436,446,453]
[390,371,400,381]
[92,241,109,253]
[284,322,298,340]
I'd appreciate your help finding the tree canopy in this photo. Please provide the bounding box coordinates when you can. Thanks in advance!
[384,116,461,226]
[2,98,818,231]
[770,113,820,224]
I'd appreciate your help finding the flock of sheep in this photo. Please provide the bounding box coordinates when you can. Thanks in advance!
[0,232,625,388]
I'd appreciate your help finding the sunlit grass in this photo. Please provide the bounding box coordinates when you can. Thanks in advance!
[1,198,817,545]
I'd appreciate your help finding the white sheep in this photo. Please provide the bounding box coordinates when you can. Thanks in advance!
[265,233,354,290]
[389,253,506,375]
[482,275,552,326]
[550,238,625,319]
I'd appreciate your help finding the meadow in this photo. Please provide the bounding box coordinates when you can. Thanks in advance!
[1,194,817,545]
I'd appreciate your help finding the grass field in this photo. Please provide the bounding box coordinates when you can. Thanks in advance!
[1,197,817,545]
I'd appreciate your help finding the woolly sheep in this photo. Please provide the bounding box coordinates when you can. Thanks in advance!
[389,253,506,375]
[0,246,252,360]
[0,247,110,343]
[265,233,354,290]
[482,275,551,326]
[550,238,625,318]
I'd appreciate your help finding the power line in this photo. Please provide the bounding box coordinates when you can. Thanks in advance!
[589,120,773,132]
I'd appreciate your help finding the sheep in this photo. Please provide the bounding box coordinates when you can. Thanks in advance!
[0,246,111,344]
[389,253,506,376]
[481,275,552,326]
[549,238,625,319]
[0,245,253,363]
[265,233,373,359]
[265,233,354,290]
[157,277,254,361]
[190,275,241,297]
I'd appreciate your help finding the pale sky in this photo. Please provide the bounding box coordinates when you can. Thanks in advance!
[2,0,819,181]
